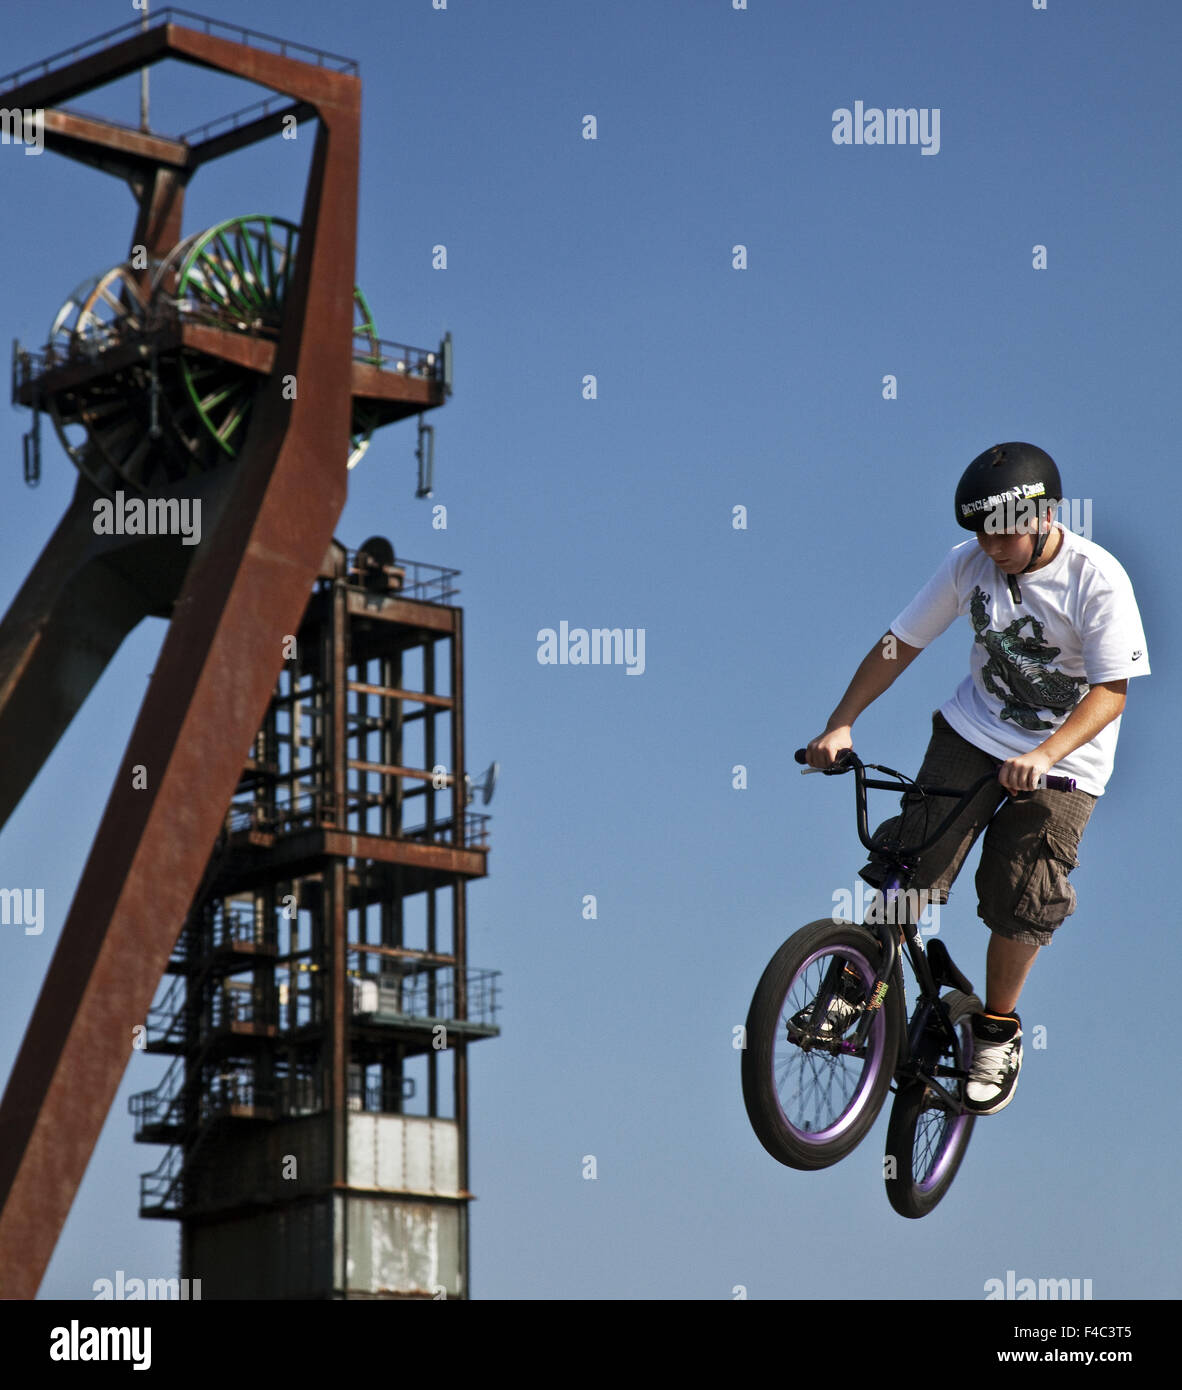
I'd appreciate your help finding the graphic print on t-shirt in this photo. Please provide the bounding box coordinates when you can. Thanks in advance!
[969,586,1089,730]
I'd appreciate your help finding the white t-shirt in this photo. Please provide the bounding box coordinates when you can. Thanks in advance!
[889,527,1149,796]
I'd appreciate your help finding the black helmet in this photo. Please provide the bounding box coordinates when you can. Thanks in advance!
[955,442,1062,599]
[955,442,1062,533]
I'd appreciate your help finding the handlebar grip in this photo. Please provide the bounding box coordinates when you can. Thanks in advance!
[796,747,856,773]
[1036,774,1076,792]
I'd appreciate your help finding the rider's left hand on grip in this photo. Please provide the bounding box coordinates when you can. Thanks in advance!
[1035,773,1076,792]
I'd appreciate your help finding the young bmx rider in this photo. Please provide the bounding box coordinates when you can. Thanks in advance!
[805,443,1150,1113]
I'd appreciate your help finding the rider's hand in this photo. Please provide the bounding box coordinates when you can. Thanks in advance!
[806,727,853,769]
[998,749,1053,792]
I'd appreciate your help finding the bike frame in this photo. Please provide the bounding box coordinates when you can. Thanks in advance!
[796,748,1075,1106]
[809,754,1017,1110]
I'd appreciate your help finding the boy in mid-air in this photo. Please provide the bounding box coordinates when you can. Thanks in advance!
[805,443,1149,1113]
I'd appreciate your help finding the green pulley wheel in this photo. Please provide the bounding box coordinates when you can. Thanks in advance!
[152,214,378,469]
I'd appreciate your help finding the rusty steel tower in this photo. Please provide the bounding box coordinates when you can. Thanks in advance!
[0,8,497,1298]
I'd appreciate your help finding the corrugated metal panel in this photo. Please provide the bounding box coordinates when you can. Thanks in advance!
[189,1199,333,1298]
[345,1196,461,1297]
[185,1115,333,1210]
[347,1114,460,1195]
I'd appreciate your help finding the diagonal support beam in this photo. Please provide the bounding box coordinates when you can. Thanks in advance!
[188,101,315,166]
[0,485,165,833]
[0,28,172,112]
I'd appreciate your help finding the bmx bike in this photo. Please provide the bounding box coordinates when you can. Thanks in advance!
[741,748,1075,1218]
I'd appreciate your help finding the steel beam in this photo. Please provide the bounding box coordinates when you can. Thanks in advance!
[188,102,315,166]
[42,108,191,173]
[0,28,171,112]
[0,484,161,831]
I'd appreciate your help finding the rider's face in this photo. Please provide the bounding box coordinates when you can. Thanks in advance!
[975,509,1058,573]
[975,527,1036,572]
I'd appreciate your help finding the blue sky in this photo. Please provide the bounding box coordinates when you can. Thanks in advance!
[0,0,1177,1301]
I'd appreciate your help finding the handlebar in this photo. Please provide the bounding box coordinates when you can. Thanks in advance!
[793,748,1076,794]
[792,747,1076,862]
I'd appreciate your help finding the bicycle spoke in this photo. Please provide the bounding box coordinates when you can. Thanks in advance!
[885,994,979,1214]
[772,954,877,1137]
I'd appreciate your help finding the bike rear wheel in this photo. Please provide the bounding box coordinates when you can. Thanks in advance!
[884,989,981,1218]
[742,920,903,1171]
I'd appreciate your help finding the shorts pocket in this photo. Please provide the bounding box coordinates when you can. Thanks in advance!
[1014,828,1079,929]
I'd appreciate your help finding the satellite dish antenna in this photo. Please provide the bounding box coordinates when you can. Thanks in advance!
[465,760,498,806]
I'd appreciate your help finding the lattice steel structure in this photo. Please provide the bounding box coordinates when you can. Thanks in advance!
[130,542,497,1297]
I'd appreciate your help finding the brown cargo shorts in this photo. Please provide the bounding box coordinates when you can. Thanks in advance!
[858,711,1096,947]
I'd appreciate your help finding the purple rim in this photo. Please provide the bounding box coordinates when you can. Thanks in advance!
[774,943,889,1145]
[916,1023,974,1191]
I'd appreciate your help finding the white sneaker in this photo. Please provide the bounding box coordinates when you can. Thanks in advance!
[966,1012,1022,1114]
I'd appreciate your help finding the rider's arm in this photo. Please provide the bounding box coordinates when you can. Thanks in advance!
[998,680,1128,791]
[807,631,923,767]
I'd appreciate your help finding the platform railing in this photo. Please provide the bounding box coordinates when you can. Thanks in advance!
[11,317,446,404]
[349,964,501,1030]
[0,6,357,95]
[343,550,460,602]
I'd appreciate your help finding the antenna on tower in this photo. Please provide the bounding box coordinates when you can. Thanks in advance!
[465,761,499,806]
[415,414,434,498]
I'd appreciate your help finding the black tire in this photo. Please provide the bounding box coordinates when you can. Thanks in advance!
[884,989,982,1218]
[742,920,903,1171]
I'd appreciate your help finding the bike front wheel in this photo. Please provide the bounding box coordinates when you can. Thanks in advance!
[884,989,981,1218]
[742,920,903,1171]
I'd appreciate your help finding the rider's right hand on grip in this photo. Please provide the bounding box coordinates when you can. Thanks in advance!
[796,746,855,772]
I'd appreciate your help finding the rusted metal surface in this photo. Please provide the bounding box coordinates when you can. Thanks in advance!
[176,321,274,373]
[44,108,191,171]
[345,593,459,631]
[215,828,488,884]
[0,28,171,112]
[188,100,315,166]
[0,18,362,1298]
[128,165,187,289]
[0,485,166,831]
[351,360,444,416]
